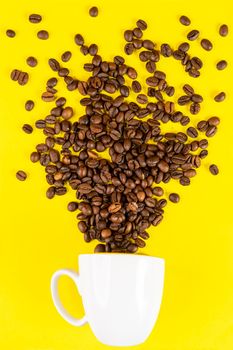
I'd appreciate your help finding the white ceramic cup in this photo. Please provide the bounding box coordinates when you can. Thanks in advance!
[51,254,165,347]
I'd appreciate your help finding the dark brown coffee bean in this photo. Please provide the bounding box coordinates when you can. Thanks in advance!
[89,44,98,56]
[179,176,190,186]
[22,124,33,134]
[216,60,227,70]
[214,92,226,102]
[61,107,73,120]
[127,244,138,253]
[173,50,185,60]
[179,15,191,26]
[199,139,208,149]
[41,91,56,102]
[47,77,57,88]
[89,6,98,17]
[131,80,141,93]
[101,228,112,239]
[133,27,143,38]
[219,24,228,37]
[67,202,78,211]
[208,116,220,126]
[108,202,121,213]
[190,103,200,115]
[178,42,190,52]
[187,30,199,41]
[178,95,190,105]
[209,164,219,175]
[24,100,34,111]
[16,170,27,181]
[29,14,42,23]
[6,29,16,38]
[146,61,156,73]
[188,68,200,78]
[55,187,67,196]
[143,40,155,50]
[75,34,84,45]
[180,116,190,126]
[191,94,203,103]
[61,51,72,62]
[94,244,106,253]
[165,86,175,97]
[127,67,137,79]
[18,72,29,85]
[160,43,173,57]
[184,169,196,178]
[30,152,40,163]
[26,56,38,68]
[35,120,46,129]
[124,30,133,42]
[46,186,55,199]
[136,19,147,30]
[197,120,208,132]
[169,193,180,203]
[48,58,60,71]
[183,84,194,96]
[10,69,21,81]
[137,94,148,104]
[187,127,198,138]
[201,39,213,51]
[37,30,49,40]
[153,187,164,196]
[205,125,217,137]
[199,150,208,159]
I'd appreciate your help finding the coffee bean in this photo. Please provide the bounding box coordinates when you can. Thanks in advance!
[26,56,38,67]
[187,30,199,41]
[184,169,196,178]
[201,39,213,51]
[209,164,219,175]
[127,67,137,79]
[191,94,203,103]
[10,69,20,81]
[179,176,190,186]
[205,125,217,137]
[47,77,58,88]
[146,61,156,73]
[137,94,148,104]
[208,116,220,126]
[61,51,72,62]
[182,84,194,96]
[108,202,121,213]
[67,202,78,211]
[48,58,60,71]
[75,34,84,46]
[178,95,190,105]
[16,170,27,181]
[101,228,112,238]
[55,187,67,196]
[187,127,198,138]
[199,150,208,159]
[178,42,190,52]
[169,193,180,203]
[29,14,42,23]
[41,91,56,102]
[89,6,98,17]
[37,30,49,40]
[199,139,208,149]
[133,27,143,38]
[94,244,106,253]
[127,244,138,253]
[14,71,28,85]
[6,29,16,38]
[161,43,173,57]
[219,24,228,37]
[136,19,147,30]
[153,187,164,196]
[197,120,208,132]
[30,152,40,163]
[22,99,34,113]
[22,124,33,134]
[216,60,227,70]
[214,92,226,102]
[165,86,175,97]
[89,44,98,56]
[132,80,142,93]
[179,15,191,26]
[35,120,46,129]
[190,103,200,115]
[180,116,190,126]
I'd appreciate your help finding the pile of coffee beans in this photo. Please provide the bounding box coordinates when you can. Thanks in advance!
[12,11,227,253]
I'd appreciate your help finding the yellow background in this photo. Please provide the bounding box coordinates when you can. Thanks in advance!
[0,0,233,349]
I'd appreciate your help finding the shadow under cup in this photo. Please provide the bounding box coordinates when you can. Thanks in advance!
[51,254,165,347]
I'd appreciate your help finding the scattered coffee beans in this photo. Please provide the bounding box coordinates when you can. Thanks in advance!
[37,30,49,40]
[219,24,228,37]
[201,39,213,51]
[216,60,227,70]
[16,170,27,181]
[187,30,199,41]
[209,164,219,175]
[214,92,226,102]
[89,6,98,17]
[25,100,34,111]
[29,14,42,23]
[22,124,33,134]
[179,15,191,26]
[6,29,16,38]
[169,193,180,203]
[61,51,72,62]
[26,56,38,67]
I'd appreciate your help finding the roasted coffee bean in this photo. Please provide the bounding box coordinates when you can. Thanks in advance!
[191,94,203,103]
[179,15,191,26]
[143,39,155,50]
[216,60,227,70]
[178,95,190,105]
[187,127,198,138]
[35,120,46,129]
[108,202,121,213]
[208,116,220,126]
[132,80,142,93]
[153,186,164,196]
[214,92,226,102]
[30,152,40,163]
[41,91,56,102]
[124,30,133,42]
[127,244,138,253]
[178,42,190,52]
[169,193,180,203]
[48,58,60,71]
[179,176,190,186]
[197,120,208,132]
[55,187,67,196]
[201,39,213,51]
[133,27,143,38]
[205,125,217,137]
[190,103,200,115]
[26,56,38,67]
[10,69,21,81]
[47,77,58,88]
[37,30,49,40]
[61,51,72,62]
[16,170,27,181]
[199,139,208,149]
[6,29,16,38]
[25,100,34,111]
[184,169,196,178]
[146,61,156,73]
[101,228,112,239]
[199,150,208,159]
[29,14,42,23]
[89,6,98,17]
[180,116,190,126]
[127,67,137,79]
[75,34,84,46]
[165,86,175,97]
[137,94,148,104]
[136,19,147,30]
[62,107,73,120]
[209,164,219,175]
[67,202,78,211]
[219,24,228,37]
[89,44,98,56]
[94,244,105,253]
[161,43,173,57]
[183,84,194,96]
[14,71,28,85]
[22,124,33,134]
[187,30,199,41]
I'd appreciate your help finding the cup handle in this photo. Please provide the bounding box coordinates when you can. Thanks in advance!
[51,269,88,326]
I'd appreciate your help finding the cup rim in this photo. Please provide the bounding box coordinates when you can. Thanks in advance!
[79,253,165,264]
